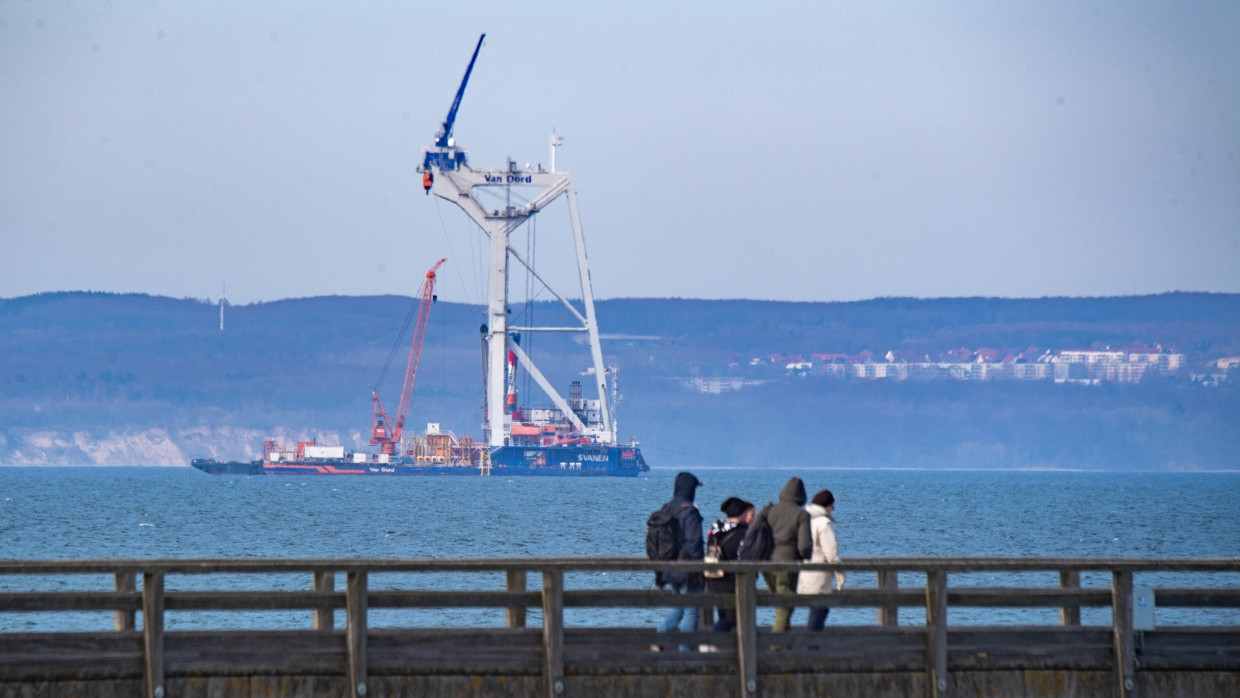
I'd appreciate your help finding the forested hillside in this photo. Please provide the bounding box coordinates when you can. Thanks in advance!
[2,292,1237,469]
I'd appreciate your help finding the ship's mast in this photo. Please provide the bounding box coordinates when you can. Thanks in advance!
[550,130,562,173]
[419,36,614,448]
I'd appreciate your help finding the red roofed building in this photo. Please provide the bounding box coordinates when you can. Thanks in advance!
[975,348,1001,363]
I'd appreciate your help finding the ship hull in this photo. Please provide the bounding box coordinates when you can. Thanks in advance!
[262,462,482,476]
[489,445,647,477]
[191,459,264,476]
[229,444,647,477]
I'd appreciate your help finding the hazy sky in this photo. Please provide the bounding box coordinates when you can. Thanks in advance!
[2,2,1237,305]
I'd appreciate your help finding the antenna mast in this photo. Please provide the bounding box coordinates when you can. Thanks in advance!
[550,130,562,173]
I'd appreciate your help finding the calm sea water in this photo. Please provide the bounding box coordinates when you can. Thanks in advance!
[2,467,1237,631]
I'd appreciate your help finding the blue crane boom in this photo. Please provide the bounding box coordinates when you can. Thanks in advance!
[422,34,485,173]
[437,33,486,148]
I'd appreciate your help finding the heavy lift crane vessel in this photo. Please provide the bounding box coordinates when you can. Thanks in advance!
[417,33,620,450]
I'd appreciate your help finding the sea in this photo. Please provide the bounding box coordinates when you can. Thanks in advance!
[2,466,1237,632]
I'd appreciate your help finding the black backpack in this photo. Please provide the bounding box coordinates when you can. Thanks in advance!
[646,503,689,587]
[645,503,689,561]
[736,504,775,562]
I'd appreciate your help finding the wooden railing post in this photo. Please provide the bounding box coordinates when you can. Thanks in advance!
[1112,570,1136,698]
[346,571,368,697]
[506,569,527,628]
[141,572,164,698]
[925,570,948,698]
[735,570,758,697]
[314,571,335,631]
[541,569,565,697]
[878,569,899,626]
[1060,569,1081,626]
[115,572,136,631]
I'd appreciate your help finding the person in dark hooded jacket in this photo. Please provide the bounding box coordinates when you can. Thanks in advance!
[763,476,812,632]
[705,496,753,632]
[655,472,705,639]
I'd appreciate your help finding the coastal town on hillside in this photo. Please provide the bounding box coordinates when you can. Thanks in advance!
[686,346,1240,393]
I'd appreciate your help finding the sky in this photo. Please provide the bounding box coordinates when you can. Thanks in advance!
[1,2,1238,305]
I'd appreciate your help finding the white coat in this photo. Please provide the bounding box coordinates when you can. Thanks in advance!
[796,503,845,594]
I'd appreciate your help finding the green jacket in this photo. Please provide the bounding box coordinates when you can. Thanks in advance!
[766,477,812,562]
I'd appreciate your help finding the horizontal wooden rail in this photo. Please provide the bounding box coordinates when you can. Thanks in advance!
[4,556,1239,575]
[1155,588,1240,607]
[0,591,142,612]
[1,557,1237,698]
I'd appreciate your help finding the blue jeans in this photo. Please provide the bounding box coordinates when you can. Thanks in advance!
[658,581,702,633]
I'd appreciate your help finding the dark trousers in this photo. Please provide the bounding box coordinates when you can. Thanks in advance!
[807,606,830,631]
[714,607,737,632]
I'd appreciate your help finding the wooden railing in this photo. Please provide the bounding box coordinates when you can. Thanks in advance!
[1,557,1238,698]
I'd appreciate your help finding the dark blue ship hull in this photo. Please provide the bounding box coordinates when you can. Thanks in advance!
[195,445,647,477]
[489,444,648,476]
[190,459,263,476]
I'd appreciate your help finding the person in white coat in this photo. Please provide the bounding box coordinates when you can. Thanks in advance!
[797,489,845,631]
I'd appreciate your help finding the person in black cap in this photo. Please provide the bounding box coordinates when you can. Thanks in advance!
[705,496,755,632]
[655,472,704,643]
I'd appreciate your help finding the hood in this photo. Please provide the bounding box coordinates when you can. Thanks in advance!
[779,477,806,505]
[806,503,831,520]
[673,471,702,501]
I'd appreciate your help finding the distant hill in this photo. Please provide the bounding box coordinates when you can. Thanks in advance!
[596,293,1240,369]
[1,291,1237,469]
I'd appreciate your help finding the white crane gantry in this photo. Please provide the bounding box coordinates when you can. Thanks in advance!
[418,35,616,449]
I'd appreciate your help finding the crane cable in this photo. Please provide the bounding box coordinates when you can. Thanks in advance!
[372,296,421,394]
[432,197,479,305]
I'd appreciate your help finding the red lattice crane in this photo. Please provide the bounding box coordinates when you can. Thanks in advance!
[370,258,446,454]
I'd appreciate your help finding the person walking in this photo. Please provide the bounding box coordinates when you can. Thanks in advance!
[798,489,845,631]
[654,471,704,645]
[704,497,754,632]
[764,476,812,633]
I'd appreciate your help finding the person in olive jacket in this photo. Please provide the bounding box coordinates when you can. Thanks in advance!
[764,476,812,632]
